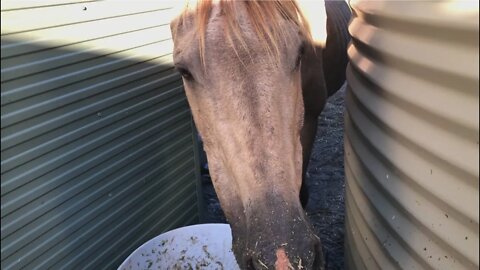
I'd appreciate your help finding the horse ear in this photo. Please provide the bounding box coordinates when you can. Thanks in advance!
[170,1,191,41]
[322,0,352,96]
[170,16,183,42]
[170,20,178,41]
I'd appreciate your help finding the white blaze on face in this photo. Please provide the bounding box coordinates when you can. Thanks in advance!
[297,0,328,46]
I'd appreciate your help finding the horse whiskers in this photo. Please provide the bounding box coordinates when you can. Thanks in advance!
[258,259,269,269]
[298,258,304,269]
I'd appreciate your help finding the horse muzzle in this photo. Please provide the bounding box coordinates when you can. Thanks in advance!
[231,193,325,270]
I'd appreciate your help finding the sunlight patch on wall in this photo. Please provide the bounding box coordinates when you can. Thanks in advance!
[1,1,181,65]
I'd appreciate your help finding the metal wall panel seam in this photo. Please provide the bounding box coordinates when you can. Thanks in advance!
[2,1,101,12]
[1,4,171,36]
[1,96,187,195]
[97,201,199,270]
[1,43,173,105]
[1,31,172,81]
[2,152,194,265]
[2,18,173,58]
[54,177,198,270]
[96,203,199,270]
[1,122,193,246]
[1,67,179,136]
[2,2,200,269]
[3,169,196,270]
[1,111,190,233]
[48,172,197,270]
[1,70,180,149]
[1,82,183,172]
[1,68,178,140]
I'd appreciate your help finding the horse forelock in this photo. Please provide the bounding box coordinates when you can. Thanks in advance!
[173,0,313,67]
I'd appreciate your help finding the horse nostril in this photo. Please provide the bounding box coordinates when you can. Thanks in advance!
[246,256,256,270]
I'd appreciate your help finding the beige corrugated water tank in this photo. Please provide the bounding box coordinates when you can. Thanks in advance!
[344,1,479,269]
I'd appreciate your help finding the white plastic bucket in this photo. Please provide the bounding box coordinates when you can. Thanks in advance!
[118,224,240,270]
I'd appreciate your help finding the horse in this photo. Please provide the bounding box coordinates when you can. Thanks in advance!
[170,1,351,269]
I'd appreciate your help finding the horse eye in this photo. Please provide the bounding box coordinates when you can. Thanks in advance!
[295,43,305,70]
[176,67,193,81]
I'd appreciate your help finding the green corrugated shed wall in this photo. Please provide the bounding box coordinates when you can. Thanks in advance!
[1,1,202,269]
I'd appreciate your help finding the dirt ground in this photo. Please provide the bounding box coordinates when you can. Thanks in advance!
[200,84,347,270]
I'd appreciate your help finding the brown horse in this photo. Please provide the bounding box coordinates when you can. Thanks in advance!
[170,1,350,269]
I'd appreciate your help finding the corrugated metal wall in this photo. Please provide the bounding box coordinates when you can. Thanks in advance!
[1,1,202,269]
[345,1,479,269]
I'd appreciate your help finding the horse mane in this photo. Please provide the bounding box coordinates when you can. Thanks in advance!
[174,0,313,66]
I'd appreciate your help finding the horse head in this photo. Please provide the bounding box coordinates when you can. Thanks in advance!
[170,1,350,269]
